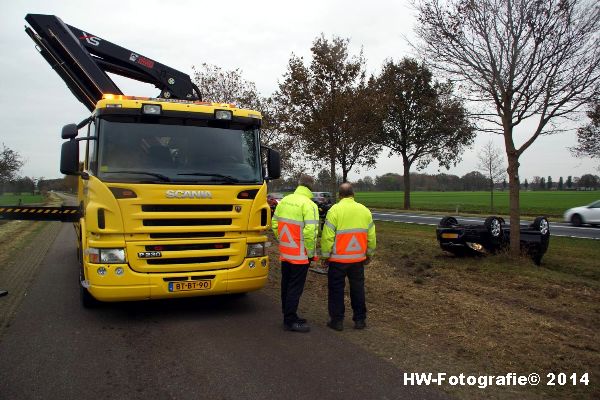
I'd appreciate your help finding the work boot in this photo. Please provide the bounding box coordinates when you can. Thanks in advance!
[309,266,328,275]
[327,320,343,331]
[283,321,311,333]
[354,320,367,330]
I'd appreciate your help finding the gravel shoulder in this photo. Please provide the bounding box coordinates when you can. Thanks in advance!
[0,194,64,340]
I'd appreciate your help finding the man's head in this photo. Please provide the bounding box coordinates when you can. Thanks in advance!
[338,182,354,199]
[298,174,315,190]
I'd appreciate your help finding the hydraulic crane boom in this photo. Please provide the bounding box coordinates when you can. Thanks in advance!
[24,14,202,111]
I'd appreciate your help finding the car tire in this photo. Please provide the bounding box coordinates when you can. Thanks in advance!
[571,214,583,227]
[484,216,503,238]
[532,216,550,236]
[439,216,458,227]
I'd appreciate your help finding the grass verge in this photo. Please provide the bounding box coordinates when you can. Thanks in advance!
[266,221,599,399]
[0,194,45,206]
[355,191,599,217]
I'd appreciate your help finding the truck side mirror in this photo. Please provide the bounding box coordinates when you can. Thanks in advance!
[60,140,80,175]
[61,124,78,139]
[267,148,281,180]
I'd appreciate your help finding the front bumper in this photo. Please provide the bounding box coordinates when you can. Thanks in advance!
[84,256,269,302]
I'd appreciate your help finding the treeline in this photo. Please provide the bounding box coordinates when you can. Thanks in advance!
[269,170,600,192]
[0,176,77,196]
[525,175,599,191]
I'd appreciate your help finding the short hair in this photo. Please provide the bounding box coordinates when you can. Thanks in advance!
[298,174,315,190]
[338,182,354,198]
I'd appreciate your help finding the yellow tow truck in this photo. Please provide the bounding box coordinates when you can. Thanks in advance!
[0,14,281,307]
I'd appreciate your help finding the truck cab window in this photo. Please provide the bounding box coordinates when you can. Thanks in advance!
[96,117,262,184]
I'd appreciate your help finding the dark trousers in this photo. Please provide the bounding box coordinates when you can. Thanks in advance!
[328,261,366,322]
[281,261,309,325]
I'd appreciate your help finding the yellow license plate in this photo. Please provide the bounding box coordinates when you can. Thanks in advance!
[441,233,459,239]
[168,280,212,292]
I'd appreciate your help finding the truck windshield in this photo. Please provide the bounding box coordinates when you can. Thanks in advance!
[94,117,262,184]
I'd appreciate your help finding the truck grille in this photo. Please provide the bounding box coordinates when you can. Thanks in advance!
[143,218,232,226]
[149,232,225,239]
[147,256,228,265]
[145,243,230,251]
[121,194,250,272]
[142,205,233,212]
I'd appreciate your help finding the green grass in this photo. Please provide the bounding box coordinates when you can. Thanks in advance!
[267,221,600,399]
[355,190,599,217]
[0,194,44,206]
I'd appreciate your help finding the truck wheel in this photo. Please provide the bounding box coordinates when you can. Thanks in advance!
[571,214,583,227]
[484,216,503,238]
[532,216,550,236]
[80,285,100,308]
[439,216,458,227]
[79,267,100,308]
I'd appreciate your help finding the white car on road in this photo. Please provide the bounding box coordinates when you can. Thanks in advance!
[564,200,600,226]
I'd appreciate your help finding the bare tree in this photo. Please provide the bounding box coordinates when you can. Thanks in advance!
[477,140,505,212]
[0,144,24,195]
[374,58,475,209]
[192,63,262,110]
[572,100,600,161]
[192,63,298,176]
[415,0,600,255]
[275,35,381,195]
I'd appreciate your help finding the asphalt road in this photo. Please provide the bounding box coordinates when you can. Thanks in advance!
[372,211,600,240]
[0,223,446,400]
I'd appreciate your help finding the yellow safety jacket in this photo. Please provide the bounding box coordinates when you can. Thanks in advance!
[271,186,320,264]
[321,197,376,263]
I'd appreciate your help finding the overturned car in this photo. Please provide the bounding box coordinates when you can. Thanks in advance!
[436,216,550,265]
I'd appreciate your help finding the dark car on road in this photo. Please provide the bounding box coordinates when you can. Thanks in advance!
[436,215,550,265]
[312,191,333,220]
[267,193,285,213]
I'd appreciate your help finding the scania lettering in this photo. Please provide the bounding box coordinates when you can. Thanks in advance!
[5,14,281,307]
[166,190,212,199]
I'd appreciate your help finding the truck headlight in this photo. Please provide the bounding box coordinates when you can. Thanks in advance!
[215,110,232,120]
[88,248,126,264]
[246,243,265,258]
[142,104,161,115]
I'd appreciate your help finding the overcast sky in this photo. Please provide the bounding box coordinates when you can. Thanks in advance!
[0,0,597,181]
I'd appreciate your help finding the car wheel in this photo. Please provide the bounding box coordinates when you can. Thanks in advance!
[439,216,458,227]
[484,216,503,238]
[532,216,550,236]
[571,214,583,227]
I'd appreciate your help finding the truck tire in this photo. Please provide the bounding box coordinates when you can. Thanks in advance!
[80,285,100,308]
[79,262,100,308]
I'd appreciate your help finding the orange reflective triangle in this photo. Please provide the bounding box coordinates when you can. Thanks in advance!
[345,235,362,252]
[279,224,298,248]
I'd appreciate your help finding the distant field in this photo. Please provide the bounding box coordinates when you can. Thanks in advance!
[355,190,600,217]
[0,194,44,206]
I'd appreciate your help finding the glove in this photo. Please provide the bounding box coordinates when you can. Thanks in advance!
[364,256,371,266]
[321,258,330,269]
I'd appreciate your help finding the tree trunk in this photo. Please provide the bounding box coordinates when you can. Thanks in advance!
[490,179,494,213]
[329,152,336,201]
[507,153,521,256]
[403,161,411,210]
[342,168,349,184]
